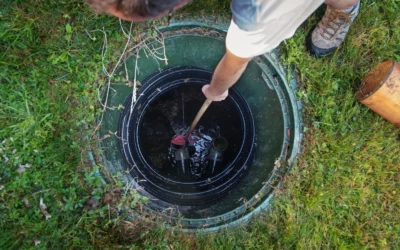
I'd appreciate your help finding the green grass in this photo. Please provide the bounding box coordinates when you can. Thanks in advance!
[1,0,399,249]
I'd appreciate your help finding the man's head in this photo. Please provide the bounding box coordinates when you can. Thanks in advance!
[85,0,191,22]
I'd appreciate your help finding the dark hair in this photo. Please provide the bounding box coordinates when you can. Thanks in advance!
[85,0,181,18]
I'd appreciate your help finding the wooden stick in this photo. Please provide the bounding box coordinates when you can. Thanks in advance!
[186,99,213,139]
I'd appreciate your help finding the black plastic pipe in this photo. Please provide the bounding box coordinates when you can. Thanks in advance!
[206,137,228,176]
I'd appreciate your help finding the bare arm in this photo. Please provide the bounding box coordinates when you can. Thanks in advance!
[203,48,253,101]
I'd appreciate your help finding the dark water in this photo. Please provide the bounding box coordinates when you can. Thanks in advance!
[139,85,244,182]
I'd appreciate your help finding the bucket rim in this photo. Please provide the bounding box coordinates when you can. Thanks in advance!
[357,59,396,101]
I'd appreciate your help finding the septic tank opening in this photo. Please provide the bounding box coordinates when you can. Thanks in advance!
[140,85,244,180]
[97,22,303,230]
[118,67,255,206]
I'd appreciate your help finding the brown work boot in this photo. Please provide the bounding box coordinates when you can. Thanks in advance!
[308,2,360,56]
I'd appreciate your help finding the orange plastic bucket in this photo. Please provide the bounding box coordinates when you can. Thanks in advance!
[357,60,400,127]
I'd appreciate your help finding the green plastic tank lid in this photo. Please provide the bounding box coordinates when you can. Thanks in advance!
[93,17,303,232]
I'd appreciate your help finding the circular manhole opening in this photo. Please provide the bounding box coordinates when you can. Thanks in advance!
[96,22,303,231]
[118,67,255,206]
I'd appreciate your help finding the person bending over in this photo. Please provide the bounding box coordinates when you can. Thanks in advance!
[86,0,360,101]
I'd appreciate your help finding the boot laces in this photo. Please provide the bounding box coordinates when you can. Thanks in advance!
[320,7,353,40]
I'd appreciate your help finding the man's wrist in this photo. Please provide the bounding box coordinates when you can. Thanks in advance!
[202,85,229,101]
[208,85,226,96]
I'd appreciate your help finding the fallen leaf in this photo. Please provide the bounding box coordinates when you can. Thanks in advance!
[39,198,51,220]
[103,189,122,205]
[17,166,26,174]
[84,198,99,210]
[17,164,32,174]
[23,197,30,207]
